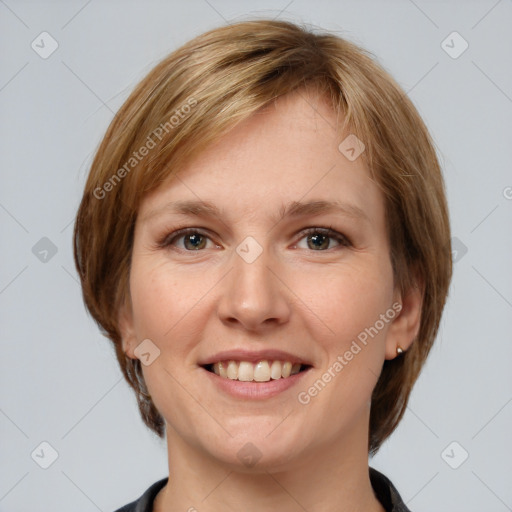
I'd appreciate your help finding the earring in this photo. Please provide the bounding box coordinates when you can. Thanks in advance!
[396,346,404,355]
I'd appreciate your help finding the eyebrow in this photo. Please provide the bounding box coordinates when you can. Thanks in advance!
[142,199,369,224]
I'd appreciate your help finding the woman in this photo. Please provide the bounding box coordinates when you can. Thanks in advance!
[74,19,452,512]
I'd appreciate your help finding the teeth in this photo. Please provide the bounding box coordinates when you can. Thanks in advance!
[217,361,228,378]
[254,361,270,382]
[227,360,238,380]
[211,360,305,382]
[238,361,254,382]
[281,361,292,378]
[270,360,282,380]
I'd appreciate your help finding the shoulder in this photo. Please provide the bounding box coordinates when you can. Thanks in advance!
[113,477,168,512]
[369,467,411,512]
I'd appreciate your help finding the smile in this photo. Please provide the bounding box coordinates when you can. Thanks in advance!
[203,360,311,382]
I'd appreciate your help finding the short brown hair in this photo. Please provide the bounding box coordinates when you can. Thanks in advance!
[73,19,452,453]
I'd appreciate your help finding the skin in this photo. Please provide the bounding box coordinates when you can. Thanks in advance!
[120,88,422,512]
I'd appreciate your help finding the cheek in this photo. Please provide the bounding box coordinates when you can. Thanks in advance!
[339,270,394,367]
[301,260,395,402]
[305,260,395,342]
[130,277,170,340]
[129,261,199,340]
[129,263,209,419]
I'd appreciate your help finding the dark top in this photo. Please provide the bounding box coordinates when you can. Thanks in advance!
[114,467,411,512]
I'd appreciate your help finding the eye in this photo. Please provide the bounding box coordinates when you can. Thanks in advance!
[294,227,351,251]
[158,226,351,252]
[160,228,218,251]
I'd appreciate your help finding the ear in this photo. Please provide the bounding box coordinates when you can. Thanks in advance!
[384,274,424,360]
[118,297,138,360]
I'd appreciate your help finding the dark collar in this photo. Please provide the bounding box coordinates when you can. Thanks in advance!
[369,467,411,511]
[115,467,411,512]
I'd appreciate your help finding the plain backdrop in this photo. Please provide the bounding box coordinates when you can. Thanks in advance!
[1,1,511,511]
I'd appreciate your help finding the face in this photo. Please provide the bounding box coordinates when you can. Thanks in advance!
[120,89,414,472]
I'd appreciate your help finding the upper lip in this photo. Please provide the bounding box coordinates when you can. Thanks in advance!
[198,348,313,367]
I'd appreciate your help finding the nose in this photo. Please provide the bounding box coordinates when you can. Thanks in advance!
[216,243,291,333]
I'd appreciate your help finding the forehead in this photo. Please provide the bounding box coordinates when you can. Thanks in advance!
[138,89,384,225]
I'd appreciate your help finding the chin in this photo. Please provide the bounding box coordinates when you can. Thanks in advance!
[202,423,305,473]
[217,443,302,474]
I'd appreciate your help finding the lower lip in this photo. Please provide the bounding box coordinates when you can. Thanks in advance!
[201,367,312,399]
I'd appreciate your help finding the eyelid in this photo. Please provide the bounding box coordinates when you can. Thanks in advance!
[294,226,352,249]
[157,227,218,249]
[157,225,352,252]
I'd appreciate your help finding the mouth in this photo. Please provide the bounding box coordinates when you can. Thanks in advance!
[201,360,312,382]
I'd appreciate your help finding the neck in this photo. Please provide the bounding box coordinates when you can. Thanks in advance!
[154,423,385,512]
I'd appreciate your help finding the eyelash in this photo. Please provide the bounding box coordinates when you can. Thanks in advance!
[157,226,352,252]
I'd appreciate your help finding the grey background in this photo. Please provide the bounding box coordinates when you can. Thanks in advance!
[1,0,511,511]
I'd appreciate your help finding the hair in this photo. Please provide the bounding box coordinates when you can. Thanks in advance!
[73,18,452,454]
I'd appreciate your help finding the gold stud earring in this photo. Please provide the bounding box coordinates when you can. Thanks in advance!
[396,346,404,355]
